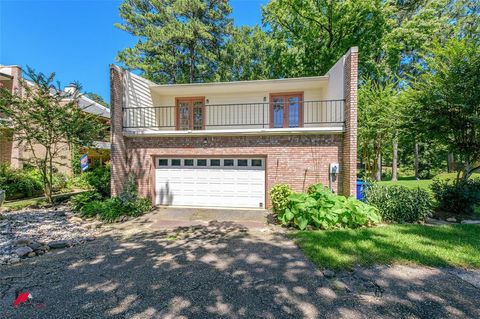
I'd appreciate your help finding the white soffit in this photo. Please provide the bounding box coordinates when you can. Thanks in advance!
[149,76,329,95]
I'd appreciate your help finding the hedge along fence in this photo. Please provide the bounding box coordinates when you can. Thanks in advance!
[271,183,381,230]
[364,184,432,223]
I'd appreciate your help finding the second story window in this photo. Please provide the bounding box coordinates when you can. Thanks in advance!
[270,93,303,128]
[176,97,205,130]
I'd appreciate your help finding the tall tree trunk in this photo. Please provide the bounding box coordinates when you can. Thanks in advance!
[375,151,382,181]
[447,153,455,172]
[414,142,420,180]
[392,132,398,181]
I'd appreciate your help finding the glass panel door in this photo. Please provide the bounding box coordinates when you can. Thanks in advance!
[193,101,204,130]
[270,93,303,128]
[176,98,204,130]
[178,102,190,130]
[288,96,301,128]
[272,96,285,128]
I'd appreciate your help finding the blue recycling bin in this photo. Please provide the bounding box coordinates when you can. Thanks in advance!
[356,180,368,201]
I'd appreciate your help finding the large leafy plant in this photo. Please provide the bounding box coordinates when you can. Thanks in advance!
[278,184,381,230]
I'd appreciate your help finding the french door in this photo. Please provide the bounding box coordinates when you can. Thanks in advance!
[176,97,205,130]
[270,93,304,128]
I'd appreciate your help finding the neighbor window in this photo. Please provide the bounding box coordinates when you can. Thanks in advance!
[171,159,181,166]
[270,93,303,128]
[184,159,194,166]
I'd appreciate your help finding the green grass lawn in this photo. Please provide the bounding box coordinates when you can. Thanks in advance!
[378,176,433,190]
[377,172,480,191]
[291,224,480,270]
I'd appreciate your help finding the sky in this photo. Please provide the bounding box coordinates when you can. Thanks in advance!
[0,0,268,102]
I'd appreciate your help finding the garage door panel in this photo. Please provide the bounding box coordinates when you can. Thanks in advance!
[155,157,265,208]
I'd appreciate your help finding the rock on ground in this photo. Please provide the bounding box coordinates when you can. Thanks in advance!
[0,205,99,265]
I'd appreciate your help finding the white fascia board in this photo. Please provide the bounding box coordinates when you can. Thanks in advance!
[123,127,344,137]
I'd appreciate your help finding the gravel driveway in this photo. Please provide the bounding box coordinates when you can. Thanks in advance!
[1,214,480,318]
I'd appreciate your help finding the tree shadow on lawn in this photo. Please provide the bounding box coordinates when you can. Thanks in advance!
[1,222,480,319]
[293,225,480,270]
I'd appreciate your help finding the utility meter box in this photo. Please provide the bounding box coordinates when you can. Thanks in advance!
[329,163,340,174]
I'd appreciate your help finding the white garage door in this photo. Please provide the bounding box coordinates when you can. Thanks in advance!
[155,157,266,208]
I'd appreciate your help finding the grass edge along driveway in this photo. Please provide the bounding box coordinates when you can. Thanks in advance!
[291,224,480,270]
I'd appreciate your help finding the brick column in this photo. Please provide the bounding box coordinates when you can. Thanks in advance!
[0,66,24,169]
[342,47,358,197]
[110,65,128,196]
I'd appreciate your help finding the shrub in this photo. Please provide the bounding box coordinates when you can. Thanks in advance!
[278,184,381,230]
[365,184,432,223]
[70,191,102,212]
[81,164,111,198]
[71,172,151,223]
[270,184,293,213]
[431,177,480,215]
[0,164,43,199]
[80,197,151,222]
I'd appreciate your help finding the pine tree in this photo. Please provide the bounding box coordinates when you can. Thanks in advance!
[115,0,233,84]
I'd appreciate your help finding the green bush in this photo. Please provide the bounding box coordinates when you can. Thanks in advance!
[270,184,293,213]
[70,191,102,212]
[364,184,432,223]
[80,197,151,222]
[278,184,381,230]
[0,164,43,199]
[80,164,111,198]
[71,172,151,223]
[431,177,480,215]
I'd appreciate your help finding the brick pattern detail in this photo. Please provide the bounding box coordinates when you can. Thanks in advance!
[0,66,23,168]
[0,131,13,164]
[342,48,358,197]
[124,134,342,208]
[110,66,128,196]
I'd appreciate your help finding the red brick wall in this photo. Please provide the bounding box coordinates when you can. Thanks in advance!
[342,47,358,197]
[110,65,128,196]
[0,130,13,164]
[124,134,342,208]
[0,66,23,168]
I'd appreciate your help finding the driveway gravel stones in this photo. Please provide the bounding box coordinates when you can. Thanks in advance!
[1,217,479,319]
[0,206,100,265]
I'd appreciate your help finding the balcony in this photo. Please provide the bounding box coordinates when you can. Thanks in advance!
[123,99,345,135]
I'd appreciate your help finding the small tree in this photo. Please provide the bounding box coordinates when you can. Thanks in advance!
[412,37,480,181]
[0,67,107,203]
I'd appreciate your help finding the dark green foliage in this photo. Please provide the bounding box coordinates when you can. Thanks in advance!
[81,164,111,198]
[71,172,151,223]
[219,26,276,81]
[70,191,102,212]
[80,197,151,223]
[412,38,480,180]
[115,0,233,84]
[278,184,381,230]
[431,177,480,215]
[0,67,108,203]
[0,164,43,200]
[263,0,387,78]
[364,184,432,223]
[269,184,292,214]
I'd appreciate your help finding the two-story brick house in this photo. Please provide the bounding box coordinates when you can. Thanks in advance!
[0,64,111,174]
[110,47,358,209]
